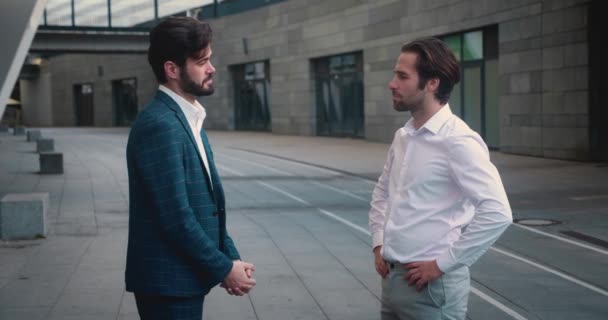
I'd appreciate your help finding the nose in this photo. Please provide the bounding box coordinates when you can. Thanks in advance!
[208,61,216,74]
[388,76,397,90]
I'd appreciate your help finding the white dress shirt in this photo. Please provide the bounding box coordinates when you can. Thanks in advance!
[369,105,512,273]
[159,85,212,185]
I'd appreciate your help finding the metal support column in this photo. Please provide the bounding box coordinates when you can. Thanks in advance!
[71,0,75,26]
[154,0,158,20]
[107,0,112,28]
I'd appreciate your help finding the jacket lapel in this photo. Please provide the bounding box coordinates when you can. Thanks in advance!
[200,128,226,210]
[155,91,215,196]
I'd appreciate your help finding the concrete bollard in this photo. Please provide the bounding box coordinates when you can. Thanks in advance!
[0,193,49,240]
[27,130,42,142]
[39,152,63,174]
[13,126,26,136]
[36,138,54,153]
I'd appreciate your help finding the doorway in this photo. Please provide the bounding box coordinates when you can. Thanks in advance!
[73,83,94,126]
[442,27,499,148]
[231,61,271,131]
[112,78,138,126]
[313,52,364,138]
[589,0,608,161]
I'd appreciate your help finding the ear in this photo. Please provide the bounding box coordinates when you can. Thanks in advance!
[426,78,440,93]
[163,61,179,81]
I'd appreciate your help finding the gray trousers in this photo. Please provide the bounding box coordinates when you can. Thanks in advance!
[381,263,470,320]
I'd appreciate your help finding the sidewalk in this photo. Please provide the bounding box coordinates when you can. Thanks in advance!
[210,130,608,242]
[1,128,606,320]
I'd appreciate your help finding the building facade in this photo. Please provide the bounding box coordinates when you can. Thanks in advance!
[26,0,606,161]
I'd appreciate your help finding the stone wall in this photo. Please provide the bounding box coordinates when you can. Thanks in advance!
[43,0,593,160]
[49,54,156,127]
[202,0,591,159]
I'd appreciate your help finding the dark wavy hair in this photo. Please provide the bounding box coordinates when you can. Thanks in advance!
[148,17,213,83]
[401,37,460,105]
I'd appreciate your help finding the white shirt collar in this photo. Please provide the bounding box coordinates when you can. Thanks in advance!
[158,85,206,125]
[158,85,213,186]
[403,104,453,136]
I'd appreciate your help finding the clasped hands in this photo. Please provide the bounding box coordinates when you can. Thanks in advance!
[221,260,256,296]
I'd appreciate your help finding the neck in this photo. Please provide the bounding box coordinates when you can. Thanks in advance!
[163,81,196,105]
[411,100,443,130]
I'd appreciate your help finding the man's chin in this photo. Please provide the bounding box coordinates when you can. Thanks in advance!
[199,84,214,96]
[199,88,214,96]
[190,86,214,97]
[393,102,409,112]
[180,81,214,97]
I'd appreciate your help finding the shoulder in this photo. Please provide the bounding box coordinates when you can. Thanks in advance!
[128,102,182,148]
[132,99,177,131]
[442,116,489,160]
[390,127,407,144]
[388,127,407,152]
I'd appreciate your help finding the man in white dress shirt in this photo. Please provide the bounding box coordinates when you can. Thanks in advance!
[369,37,512,319]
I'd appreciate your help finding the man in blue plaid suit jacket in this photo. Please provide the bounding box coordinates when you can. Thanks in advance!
[126,17,256,320]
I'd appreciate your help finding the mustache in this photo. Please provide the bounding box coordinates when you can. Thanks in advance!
[200,76,213,86]
[201,78,213,86]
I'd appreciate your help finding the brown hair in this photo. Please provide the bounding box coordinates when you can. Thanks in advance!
[401,37,460,104]
[148,17,213,83]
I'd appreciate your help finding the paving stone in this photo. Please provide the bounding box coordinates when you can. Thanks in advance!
[0,193,49,240]
[27,130,42,142]
[13,126,26,136]
[36,138,54,153]
[39,152,63,174]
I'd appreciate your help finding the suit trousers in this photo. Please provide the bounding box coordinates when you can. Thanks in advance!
[380,263,470,320]
[134,293,205,320]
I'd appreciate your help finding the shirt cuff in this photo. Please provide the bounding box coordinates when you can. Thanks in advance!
[436,251,458,273]
[372,231,384,251]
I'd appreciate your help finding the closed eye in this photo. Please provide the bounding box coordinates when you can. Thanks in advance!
[394,71,408,80]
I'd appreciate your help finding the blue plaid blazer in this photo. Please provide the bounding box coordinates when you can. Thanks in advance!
[125,90,240,297]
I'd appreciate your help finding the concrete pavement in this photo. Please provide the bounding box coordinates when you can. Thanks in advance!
[1,128,607,320]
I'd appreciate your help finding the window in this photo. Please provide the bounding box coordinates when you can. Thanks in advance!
[441,27,499,148]
[313,52,364,138]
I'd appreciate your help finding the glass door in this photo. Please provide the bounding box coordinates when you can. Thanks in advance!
[73,83,94,126]
[442,27,499,148]
[314,52,364,138]
[112,78,138,126]
[232,61,271,131]
[462,62,483,135]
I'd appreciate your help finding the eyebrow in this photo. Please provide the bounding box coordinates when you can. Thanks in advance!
[194,50,212,61]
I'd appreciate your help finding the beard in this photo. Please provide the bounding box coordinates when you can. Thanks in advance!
[392,95,423,113]
[393,100,412,112]
[179,71,214,97]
